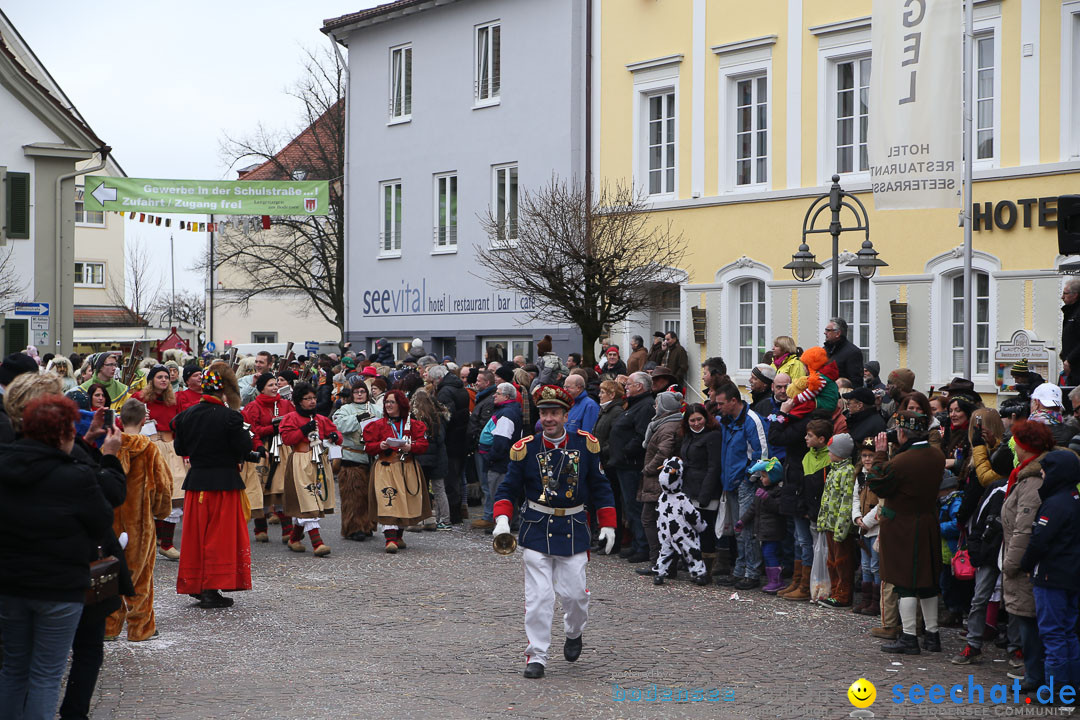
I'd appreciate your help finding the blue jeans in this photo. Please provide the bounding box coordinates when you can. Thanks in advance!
[1013,613,1046,687]
[731,479,762,580]
[858,535,880,584]
[792,515,814,566]
[0,595,85,720]
[616,468,648,555]
[761,540,781,567]
[1034,586,1080,673]
[477,453,493,520]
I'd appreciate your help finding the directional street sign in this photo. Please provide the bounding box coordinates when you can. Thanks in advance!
[305,341,320,355]
[83,176,330,216]
[31,318,48,331]
[14,302,49,316]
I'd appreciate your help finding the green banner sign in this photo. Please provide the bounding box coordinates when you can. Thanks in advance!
[83,176,330,216]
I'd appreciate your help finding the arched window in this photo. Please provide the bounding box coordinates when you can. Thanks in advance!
[926,248,1000,384]
[737,280,767,370]
[837,276,871,362]
[949,271,991,375]
[714,257,772,378]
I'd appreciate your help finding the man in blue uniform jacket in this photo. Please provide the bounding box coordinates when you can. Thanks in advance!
[493,384,617,679]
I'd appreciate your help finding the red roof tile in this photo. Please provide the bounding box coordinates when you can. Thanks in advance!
[322,0,437,34]
[74,306,148,327]
[237,100,343,182]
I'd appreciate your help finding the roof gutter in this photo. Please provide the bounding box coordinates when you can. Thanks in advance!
[56,145,110,355]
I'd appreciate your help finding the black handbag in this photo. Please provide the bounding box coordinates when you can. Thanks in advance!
[86,546,120,605]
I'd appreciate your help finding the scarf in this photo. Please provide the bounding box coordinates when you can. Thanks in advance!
[773,352,790,369]
[1029,409,1063,426]
[644,411,682,448]
[1006,454,1039,497]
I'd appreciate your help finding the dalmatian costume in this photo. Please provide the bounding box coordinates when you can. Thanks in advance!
[653,457,709,585]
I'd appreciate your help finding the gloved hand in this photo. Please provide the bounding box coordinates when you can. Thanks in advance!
[328,432,342,445]
[257,446,268,458]
[755,487,768,499]
[271,416,282,428]
[493,515,512,537]
[301,419,317,434]
[734,520,744,534]
[971,429,985,447]
[599,527,616,554]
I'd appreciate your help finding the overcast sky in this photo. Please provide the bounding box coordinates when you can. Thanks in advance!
[4,0,379,296]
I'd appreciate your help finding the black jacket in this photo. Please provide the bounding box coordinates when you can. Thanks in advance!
[173,400,251,491]
[436,374,470,458]
[316,380,334,417]
[592,400,621,469]
[740,481,785,542]
[607,392,655,471]
[417,417,448,480]
[467,385,497,452]
[0,405,13,444]
[824,336,864,388]
[1062,302,1080,370]
[678,428,723,506]
[0,439,116,603]
[966,479,1007,568]
[768,410,826,516]
[846,407,886,450]
[72,439,135,606]
[372,345,396,366]
[1021,450,1080,591]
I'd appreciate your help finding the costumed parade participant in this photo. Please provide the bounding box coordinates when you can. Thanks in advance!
[172,361,252,608]
[492,385,617,679]
[176,365,203,411]
[362,389,431,553]
[279,382,341,557]
[332,378,382,541]
[135,365,187,561]
[241,372,295,543]
[79,351,132,410]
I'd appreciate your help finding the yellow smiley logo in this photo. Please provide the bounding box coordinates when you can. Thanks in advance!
[847,678,876,708]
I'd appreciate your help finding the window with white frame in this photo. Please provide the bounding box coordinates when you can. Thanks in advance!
[434,173,457,249]
[380,181,403,256]
[475,22,500,103]
[737,280,767,370]
[836,276,870,362]
[834,57,871,176]
[251,332,278,343]
[974,34,996,161]
[74,261,105,287]
[735,75,768,186]
[663,319,681,337]
[389,45,412,120]
[950,272,990,375]
[484,338,532,363]
[646,92,676,196]
[74,188,104,226]
[1067,5,1080,159]
[493,164,518,245]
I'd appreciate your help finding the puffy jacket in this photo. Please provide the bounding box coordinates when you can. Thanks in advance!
[592,400,621,469]
[966,479,1006,568]
[607,392,655,471]
[0,439,116,603]
[739,481,785,542]
[486,400,523,474]
[678,428,723,506]
[638,414,682,503]
[436,373,471,458]
[718,402,768,493]
[773,353,807,382]
[372,345,395,366]
[417,416,448,480]
[938,490,964,556]
[851,471,880,538]
[467,385,497,451]
[1021,450,1080,592]
[1000,453,1046,617]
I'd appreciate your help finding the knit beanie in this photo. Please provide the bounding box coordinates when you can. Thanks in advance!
[751,364,776,385]
[656,390,684,415]
[887,368,915,393]
[537,335,553,356]
[827,433,854,459]
[254,372,275,392]
[494,364,515,383]
[182,364,200,383]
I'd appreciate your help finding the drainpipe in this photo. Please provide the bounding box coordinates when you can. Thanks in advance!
[330,32,350,352]
[56,146,110,356]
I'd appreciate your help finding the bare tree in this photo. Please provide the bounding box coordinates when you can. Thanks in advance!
[476,178,687,366]
[151,289,205,329]
[211,45,345,344]
[108,236,162,322]
[0,246,26,310]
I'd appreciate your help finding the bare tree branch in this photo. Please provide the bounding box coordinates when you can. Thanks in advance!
[0,246,26,310]
[108,235,162,321]
[475,177,687,365]
[151,289,205,328]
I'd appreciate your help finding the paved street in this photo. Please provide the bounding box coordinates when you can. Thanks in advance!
[90,514,1031,720]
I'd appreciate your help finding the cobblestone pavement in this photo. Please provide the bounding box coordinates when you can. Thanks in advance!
[89,514,1041,720]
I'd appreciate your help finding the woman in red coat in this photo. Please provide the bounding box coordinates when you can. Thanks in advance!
[362,389,431,553]
[240,373,295,543]
[135,365,186,560]
[278,382,340,557]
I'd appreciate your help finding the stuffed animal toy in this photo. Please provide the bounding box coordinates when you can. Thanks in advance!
[783,346,840,420]
[654,457,710,586]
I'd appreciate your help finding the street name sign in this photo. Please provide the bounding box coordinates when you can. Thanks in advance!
[83,177,329,216]
[14,302,49,316]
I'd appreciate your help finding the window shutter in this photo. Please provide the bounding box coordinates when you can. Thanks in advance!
[6,172,30,239]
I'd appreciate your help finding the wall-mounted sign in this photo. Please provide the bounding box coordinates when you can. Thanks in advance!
[83,176,329,216]
[973,197,1058,232]
[994,329,1056,393]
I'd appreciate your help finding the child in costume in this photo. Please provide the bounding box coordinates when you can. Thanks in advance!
[653,457,710,586]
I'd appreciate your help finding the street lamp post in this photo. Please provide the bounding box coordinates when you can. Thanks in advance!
[784,175,885,318]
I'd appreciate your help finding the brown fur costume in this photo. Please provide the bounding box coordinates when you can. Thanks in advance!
[206,359,242,410]
[106,433,173,641]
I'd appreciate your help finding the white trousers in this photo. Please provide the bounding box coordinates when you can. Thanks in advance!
[523,548,589,667]
[164,507,183,524]
[294,517,321,531]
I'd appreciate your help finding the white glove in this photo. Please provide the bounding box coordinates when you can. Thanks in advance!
[599,527,615,555]
[493,515,511,537]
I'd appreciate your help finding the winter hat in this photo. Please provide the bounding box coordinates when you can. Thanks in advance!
[887,368,915,394]
[362,365,378,377]
[0,353,38,386]
[341,356,356,369]
[164,360,180,372]
[93,352,119,372]
[749,457,784,484]
[182,364,201,383]
[536,334,553,357]
[864,360,881,378]
[827,432,854,459]
[1010,359,1030,375]
[751,364,776,385]
[146,365,169,386]
[494,364,515,384]
[655,390,684,415]
[254,372,275,392]
[939,473,959,491]
[800,346,829,372]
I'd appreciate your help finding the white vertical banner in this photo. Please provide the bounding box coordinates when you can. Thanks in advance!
[869,0,962,209]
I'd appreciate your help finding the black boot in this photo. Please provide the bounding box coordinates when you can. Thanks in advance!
[523,662,545,678]
[922,631,942,652]
[196,590,234,609]
[564,635,582,662]
[881,632,920,654]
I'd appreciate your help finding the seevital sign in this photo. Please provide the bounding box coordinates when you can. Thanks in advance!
[83,176,329,216]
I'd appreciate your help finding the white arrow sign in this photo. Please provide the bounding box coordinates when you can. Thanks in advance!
[91,182,117,206]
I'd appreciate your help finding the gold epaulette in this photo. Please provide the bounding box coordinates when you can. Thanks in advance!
[577,429,600,454]
[511,435,534,461]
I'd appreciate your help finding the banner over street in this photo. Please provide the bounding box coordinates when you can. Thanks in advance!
[83,176,329,216]
[869,0,962,210]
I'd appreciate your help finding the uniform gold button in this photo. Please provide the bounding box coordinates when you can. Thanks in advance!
[567,534,571,538]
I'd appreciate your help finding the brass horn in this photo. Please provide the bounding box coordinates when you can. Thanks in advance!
[492,532,517,555]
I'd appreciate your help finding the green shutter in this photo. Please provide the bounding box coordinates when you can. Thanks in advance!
[6,172,29,239]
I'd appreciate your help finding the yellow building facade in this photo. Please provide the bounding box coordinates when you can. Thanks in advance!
[596,0,1080,400]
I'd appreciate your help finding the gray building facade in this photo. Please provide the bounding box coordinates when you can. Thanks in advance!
[325,0,586,364]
